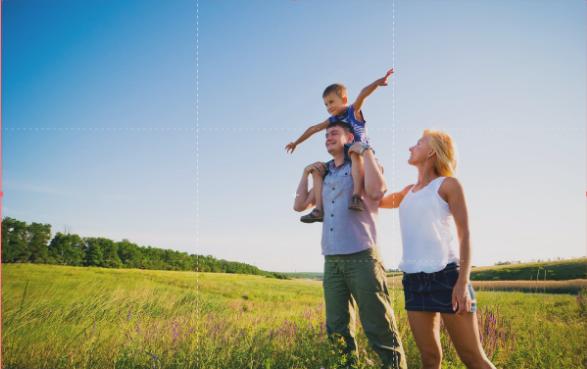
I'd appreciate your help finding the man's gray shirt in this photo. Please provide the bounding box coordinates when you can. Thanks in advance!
[321,159,379,255]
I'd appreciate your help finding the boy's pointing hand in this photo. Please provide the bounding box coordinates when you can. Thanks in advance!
[377,68,394,86]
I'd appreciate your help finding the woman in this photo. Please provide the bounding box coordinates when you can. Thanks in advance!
[380,129,497,369]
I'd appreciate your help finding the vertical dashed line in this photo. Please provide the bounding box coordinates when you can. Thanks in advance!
[391,0,399,315]
[195,0,200,366]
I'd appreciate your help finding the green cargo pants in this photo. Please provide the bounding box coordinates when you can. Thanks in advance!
[323,247,408,369]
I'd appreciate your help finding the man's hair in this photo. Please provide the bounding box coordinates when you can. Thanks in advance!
[322,83,348,99]
[327,120,353,134]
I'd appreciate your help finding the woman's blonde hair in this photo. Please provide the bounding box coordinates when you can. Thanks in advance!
[423,129,457,177]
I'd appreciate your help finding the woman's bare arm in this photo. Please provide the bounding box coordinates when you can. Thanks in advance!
[379,185,413,209]
[440,177,472,314]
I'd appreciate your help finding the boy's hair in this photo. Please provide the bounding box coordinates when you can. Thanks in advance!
[423,129,457,177]
[322,83,348,99]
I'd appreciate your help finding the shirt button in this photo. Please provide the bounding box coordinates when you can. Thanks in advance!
[330,214,334,217]
[332,187,335,190]
[332,200,335,203]
[330,228,333,231]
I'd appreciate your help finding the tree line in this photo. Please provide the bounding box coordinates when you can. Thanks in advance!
[1,217,287,279]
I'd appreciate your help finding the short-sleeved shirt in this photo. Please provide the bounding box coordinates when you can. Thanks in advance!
[328,105,369,145]
[321,158,379,255]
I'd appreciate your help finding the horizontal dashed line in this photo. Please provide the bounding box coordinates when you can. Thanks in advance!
[2,127,583,133]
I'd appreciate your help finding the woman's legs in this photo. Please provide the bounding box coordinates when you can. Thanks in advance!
[407,311,443,369]
[441,312,497,369]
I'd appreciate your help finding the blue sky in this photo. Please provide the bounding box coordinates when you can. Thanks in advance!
[3,0,585,272]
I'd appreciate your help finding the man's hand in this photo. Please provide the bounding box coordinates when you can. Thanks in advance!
[304,162,327,177]
[375,68,394,86]
[285,142,297,154]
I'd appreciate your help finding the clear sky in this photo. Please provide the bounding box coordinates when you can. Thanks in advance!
[3,0,585,272]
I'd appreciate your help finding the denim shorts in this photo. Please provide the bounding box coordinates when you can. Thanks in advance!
[402,263,477,313]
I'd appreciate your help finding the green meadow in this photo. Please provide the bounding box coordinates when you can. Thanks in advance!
[300,258,587,283]
[2,264,586,369]
[469,258,587,281]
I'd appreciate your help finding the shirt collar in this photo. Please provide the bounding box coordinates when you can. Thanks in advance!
[327,157,351,172]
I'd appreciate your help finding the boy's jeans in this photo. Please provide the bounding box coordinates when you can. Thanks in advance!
[323,247,407,369]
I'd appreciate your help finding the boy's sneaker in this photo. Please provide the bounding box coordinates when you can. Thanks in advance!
[300,208,323,223]
[348,194,365,211]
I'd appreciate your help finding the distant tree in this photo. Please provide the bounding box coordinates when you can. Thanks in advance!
[49,233,84,265]
[117,239,143,268]
[2,217,285,279]
[27,223,51,263]
[84,238,105,266]
[141,246,167,270]
[101,239,122,268]
[1,218,51,263]
[2,218,29,262]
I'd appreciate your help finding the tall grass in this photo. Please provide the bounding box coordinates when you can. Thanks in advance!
[2,264,586,369]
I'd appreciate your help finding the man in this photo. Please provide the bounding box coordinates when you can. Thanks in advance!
[293,121,408,369]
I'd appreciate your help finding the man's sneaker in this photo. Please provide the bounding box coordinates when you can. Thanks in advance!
[348,194,365,211]
[300,208,323,223]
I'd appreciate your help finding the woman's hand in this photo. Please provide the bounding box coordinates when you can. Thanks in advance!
[452,279,472,315]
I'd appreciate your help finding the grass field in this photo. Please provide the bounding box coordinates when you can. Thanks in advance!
[2,264,586,369]
[298,258,587,283]
[469,258,587,281]
[383,276,587,295]
[471,279,587,294]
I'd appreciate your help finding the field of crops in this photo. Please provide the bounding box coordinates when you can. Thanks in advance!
[471,279,587,294]
[469,258,587,281]
[2,264,586,369]
[383,276,587,295]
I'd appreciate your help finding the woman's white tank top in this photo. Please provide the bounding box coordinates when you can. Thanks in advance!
[398,176,460,273]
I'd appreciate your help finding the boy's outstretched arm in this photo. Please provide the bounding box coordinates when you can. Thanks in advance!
[285,118,329,154]
[352,68,394,117]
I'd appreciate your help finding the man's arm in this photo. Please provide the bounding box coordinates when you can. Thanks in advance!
[293,162,325,211]
[352,69,394,118]
[285,119,330,154]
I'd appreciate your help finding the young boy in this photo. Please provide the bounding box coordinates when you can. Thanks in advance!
[286,69,394,223]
